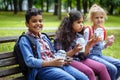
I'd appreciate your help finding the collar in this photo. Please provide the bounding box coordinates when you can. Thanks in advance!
[26,30,42,39]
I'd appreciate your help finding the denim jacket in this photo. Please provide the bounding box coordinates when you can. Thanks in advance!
[19,34,56,80]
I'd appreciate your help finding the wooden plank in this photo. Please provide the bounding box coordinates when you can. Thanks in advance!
[0,36,18,43]
[0,76,25,80]
[0,52,14,59]
[0,67,21,77]
[0,32,55,43]
[0,57,17,67]
[12,76,25,80]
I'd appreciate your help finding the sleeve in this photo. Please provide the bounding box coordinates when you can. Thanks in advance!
[19,37,43,68]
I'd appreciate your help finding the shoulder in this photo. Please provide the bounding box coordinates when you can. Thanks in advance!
[18,35,30,45]
[18,34,38,46]
[41,33,49,40]
[83,26,92,35]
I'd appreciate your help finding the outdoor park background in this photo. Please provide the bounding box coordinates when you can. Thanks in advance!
[0,0,120,58]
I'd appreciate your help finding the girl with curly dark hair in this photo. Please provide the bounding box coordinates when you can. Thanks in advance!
[54,10,111,80]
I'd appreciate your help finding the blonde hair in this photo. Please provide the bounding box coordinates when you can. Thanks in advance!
[87,4,107,22]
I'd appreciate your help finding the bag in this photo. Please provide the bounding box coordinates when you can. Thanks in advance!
[13,33,38,79]
[77,52,87,60]
[73,52,87,61]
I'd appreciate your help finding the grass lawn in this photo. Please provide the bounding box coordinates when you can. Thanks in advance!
[103,30,120,59]
[0,11,120,58]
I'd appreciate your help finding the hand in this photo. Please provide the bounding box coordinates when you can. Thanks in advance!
[64,56,73,65]
[88,36,102,48]
[73,44,83,53]
[50,58,65,67]
[106,35,114,46]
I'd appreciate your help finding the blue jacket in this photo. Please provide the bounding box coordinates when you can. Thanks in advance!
[19,34,56,80]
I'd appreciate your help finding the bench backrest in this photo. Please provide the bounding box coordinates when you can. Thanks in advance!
[0,32,55,80]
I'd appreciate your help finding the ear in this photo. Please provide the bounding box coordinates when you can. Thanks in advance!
[25,22,29,28]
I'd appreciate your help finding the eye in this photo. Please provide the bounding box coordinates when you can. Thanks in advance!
[95,17,99,19]
[100,17,104,19]
[39,19,43,23]
[77,21,83,24]
[32,20,37,23]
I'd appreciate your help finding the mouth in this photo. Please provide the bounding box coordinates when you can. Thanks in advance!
[35,26,42,30]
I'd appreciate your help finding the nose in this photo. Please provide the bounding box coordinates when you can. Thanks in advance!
[37,21,42,25]
[98,18,101,21]
[80,23,83,26]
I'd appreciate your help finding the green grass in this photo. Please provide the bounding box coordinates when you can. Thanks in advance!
[105,15,120,27]
[0,11,120,28]
[0,11,120,37]
[0,11,65,28]
[103,30,120,58]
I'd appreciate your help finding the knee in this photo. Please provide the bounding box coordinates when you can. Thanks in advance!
[64,75,88,80]
[76,73,89,80]
[84,68,95,77]
[62,76,76,80]
[98,63,107,72]
[107,65,117,74]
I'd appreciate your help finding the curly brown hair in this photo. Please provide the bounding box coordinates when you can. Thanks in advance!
[55,10,83,50]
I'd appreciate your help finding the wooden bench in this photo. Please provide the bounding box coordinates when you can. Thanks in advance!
[0,32,99,80]
[0,32,55,80]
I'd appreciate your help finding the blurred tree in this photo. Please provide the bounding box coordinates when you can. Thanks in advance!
[28,0,33,9]
[82,0,87,14]
[106,0,120,15]
[58,0,61,20]
[53,0,58,15]
[46,0,49,12]
[18,0,23,11]
[76,0,81,11]
[13,0,18,14]
[0,0,120,15]
[68,0,72,9]
[40,0,44,11]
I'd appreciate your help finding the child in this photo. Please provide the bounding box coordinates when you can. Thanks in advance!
[54,10,111,80]
[84,4,120,80]
[19,8,89,80]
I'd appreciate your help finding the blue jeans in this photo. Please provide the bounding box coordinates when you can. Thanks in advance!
[89,55,120,80]
[36,65,89,80]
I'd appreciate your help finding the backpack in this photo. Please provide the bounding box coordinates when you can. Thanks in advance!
[13,33,38,79]
[13,32,52,79]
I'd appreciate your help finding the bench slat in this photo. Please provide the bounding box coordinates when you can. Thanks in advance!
[12,76,26,80]
[0,52,14,59]
[0,76,25,80]
[0,57,17,67]
[0,36,18,43]
[0,67,21,77]
[0,32,55,43]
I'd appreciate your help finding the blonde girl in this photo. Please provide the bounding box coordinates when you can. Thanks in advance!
[84,4,120,80]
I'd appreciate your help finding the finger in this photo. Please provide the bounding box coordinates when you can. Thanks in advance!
[75,44,80,47]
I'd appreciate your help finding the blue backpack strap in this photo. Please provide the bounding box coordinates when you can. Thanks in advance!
[18,34,38,58]
[24,34,38,58]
